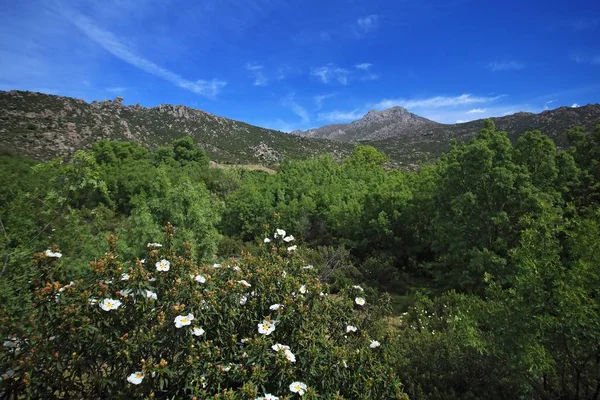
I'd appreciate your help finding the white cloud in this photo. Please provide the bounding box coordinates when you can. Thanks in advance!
[317,109,364,123]
[570,53,600,65]
[283,93,309,123]
[375,94,501,110]
[543,99,557,110]
[503,111,515,116]
[106,86,126,94]
[311,64,350,85]
[314,94,335,110]
[572,103,580,108]
[456,120,467,123]
[355,63,372,70]
[66,12,226,98]
[245,62,267,86]
[360,73,380,81]
[466,108,486,114]
[357,15,379,34]
[488,60,525,71]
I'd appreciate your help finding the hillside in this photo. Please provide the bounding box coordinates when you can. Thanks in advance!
[292,106,439,142]
[0,90,353,164]
[364,105,600,168]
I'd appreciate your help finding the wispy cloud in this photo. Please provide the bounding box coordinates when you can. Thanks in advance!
[311,64,350,85]
[311,63,379,85]
[66,11,226,98]
[375,94,501,110]
[572,103,580,108]
[283,93,309,123]
[466,108,486,114]
[355,63,373,70]
[245,62,267,86]
[360,73,380,81]
[106,86,126,94]
[314,93,335,110]
[571,53,600,65]
[317,109,364,123]
[357,15,379,34]
[543,99,557,110]
[488,60,525,71]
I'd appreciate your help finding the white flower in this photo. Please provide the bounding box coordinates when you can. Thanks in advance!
[147,242,162,248]
[44,249,62,258]
[269,303,283,311]
[212,263,222,268]
[174,313,194,328]
[256,394,279,400]
[355,297,366,306]
[370,340,381,348]
[222,364,232,372]
[2,340,17,349]
[194,275,206,283]
[342,359,348,368]
[303,265,314,269]
[352,285,364,292]
[263,238,271,243]
[284,349,296,363]
[271,343,290,352]
[99,298,122,311]
[120,273,130,281]
[148,276,156,282]
[103,279,113,285]
[319,292,326,297]
[119,288,133,297]
[89,297,98,305]
[240,295,248,305]
[241,338,250,343]
[140,259,145,264]
[238,280,251,288]
[156,259,170,272]
[258,319,275,335]
[191,326,205,336]
[282,271,287,278]
[299,285,307,294]
[289,381,307,396]
[145,290,157,300]
[287,245,297,253]
[200,375,207,388]
[127,371,144,385]
[346,325,358,333]
[275,228,286,238]
[283,235,295,242]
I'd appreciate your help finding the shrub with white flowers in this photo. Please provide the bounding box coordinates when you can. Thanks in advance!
[0,225,407,399]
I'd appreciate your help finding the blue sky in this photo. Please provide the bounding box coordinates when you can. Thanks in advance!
[0,0,599,131]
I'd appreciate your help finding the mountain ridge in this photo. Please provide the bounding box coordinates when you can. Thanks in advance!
[292,106,440,142]
[0,90,353,164]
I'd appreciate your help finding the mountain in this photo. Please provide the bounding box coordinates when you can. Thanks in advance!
[363,105,600,168]
[294,104,600,169]
[0,90,353,164]
[292,106,439,141]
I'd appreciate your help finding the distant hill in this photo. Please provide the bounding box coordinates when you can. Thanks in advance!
[364,105,600,168]
[291,106,439,142]
[1,91,598,169]
[294,104,600,169]
[0,91,353,164]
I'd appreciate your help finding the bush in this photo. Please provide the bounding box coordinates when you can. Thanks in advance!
[0,225,407,399]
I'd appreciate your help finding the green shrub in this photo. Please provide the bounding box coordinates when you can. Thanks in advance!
[0,225,406,399]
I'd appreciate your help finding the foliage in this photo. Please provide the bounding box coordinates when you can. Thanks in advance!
[0,226,406,399]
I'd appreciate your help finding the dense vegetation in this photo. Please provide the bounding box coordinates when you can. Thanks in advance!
[1,121,600,399]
